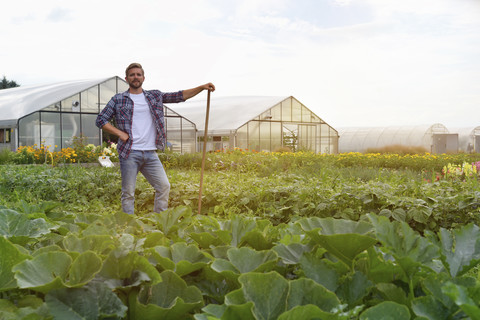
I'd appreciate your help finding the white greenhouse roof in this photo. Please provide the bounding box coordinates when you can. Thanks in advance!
[0,77,113,125]
[167,95,289,135]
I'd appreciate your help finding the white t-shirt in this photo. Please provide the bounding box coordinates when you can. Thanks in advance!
[130,93,157,150]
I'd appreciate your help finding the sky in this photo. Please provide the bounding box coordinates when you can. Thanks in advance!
[2,0,479,129]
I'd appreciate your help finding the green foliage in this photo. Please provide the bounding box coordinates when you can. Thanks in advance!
[0,76,20,89]
[1,152,480,318]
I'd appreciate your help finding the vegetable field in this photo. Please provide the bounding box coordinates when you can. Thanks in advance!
[1,150,480,319]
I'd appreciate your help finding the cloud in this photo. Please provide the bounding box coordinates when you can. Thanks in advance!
[46,7,72,23]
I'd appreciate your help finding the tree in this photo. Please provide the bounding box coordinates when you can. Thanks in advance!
[1,76,20,89]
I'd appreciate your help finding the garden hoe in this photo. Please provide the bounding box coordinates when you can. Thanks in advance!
[198,90,211,214]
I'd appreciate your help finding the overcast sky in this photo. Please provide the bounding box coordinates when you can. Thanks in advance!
[2,0,479,129]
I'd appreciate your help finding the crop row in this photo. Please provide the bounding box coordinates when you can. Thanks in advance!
[1,164,479,233]
[1,204,480,319]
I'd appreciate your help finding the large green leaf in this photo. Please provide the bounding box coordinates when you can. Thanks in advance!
[359,301,410,320]
[0,236,30,291]
[336,271,374,306]
[442,282,480,320]
[297,217,376,267]
[133,270,204,320]
[101,250,161,288]
[238,272,290,320]
[0,297,49,320]
[0,209,55,245]
[369,214,439,276]
[420,273,464,311]
[197,303,256,320]
[220,216,257,247]
[227,247,278,273]
[189,231,230,248]
[438,224,480,277]
[376,283,408,305]
[149,242,211,276]
[211,247,278,279]
[68,251,103,285]
[13,250,102,293]
[150,206,193,236]
[296,217,374,236]
[411,295,450,320]
[63,234,116,255]
[287,278,340,312]
[299,250,349,292]
[187,216,232,248]
[13,251,72,293]
[273,243,311,265]
[45,282,127,320]
[277,305,337,320]
[356,247,404,284]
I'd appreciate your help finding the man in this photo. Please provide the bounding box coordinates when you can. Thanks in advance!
[96,62,215,214]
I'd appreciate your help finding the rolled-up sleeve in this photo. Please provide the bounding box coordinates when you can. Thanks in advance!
[162,90,185,103]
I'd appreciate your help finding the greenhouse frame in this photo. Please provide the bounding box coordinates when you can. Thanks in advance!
[0,77,197,153]
[168,96,339,154]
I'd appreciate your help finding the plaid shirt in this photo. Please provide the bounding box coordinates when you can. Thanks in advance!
[96,89,184,159]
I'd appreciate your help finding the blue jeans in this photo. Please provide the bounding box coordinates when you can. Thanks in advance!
[119,150,170,214]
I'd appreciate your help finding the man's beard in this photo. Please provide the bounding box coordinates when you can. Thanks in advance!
[129,80,143,89]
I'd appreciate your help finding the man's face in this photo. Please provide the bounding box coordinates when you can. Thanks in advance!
[125,67,145,90]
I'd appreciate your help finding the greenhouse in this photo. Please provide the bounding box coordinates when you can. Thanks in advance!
[455,126,480,153]
[167,96,339,154]
[0,77,197,153]
[338,124,459,153]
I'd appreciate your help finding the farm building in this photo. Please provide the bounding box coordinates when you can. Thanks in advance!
[167,96,339,154]
[338,124,461,154]
[0,77,197,153]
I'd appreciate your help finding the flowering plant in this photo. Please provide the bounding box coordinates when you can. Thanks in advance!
[442,162,478,180]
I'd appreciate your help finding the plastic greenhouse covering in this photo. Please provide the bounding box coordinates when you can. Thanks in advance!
[338,124,451,153]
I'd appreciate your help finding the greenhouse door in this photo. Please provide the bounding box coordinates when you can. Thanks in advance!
[298,124,316,152]
[432,134,458,153]
[475,135,480,153]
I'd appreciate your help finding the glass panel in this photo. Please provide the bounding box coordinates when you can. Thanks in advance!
[283,124,297,152]
[271,122,282,151]
[237,124,248,150]
[19,113,40,147]
[260,109,273,121]
[301,105,311,122]
[81,86,99,113]
[82,114,101,145]
[61,94,81,113]
[62,113,81,147]
[165,117,182,152]
[43,103,59,111]
[181,119,196,153]
[311,113,321,123]
[41,112,61,151]
[117,78,128,92]
[248,121,260,151]
[281,98,291,121]
[270,104,282,121]
[292,99,302,122]
[6,129,10,143]
[259,121,271,151]
[100,79,116,109]
[298,124,315,151]
[0,129,3,143]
